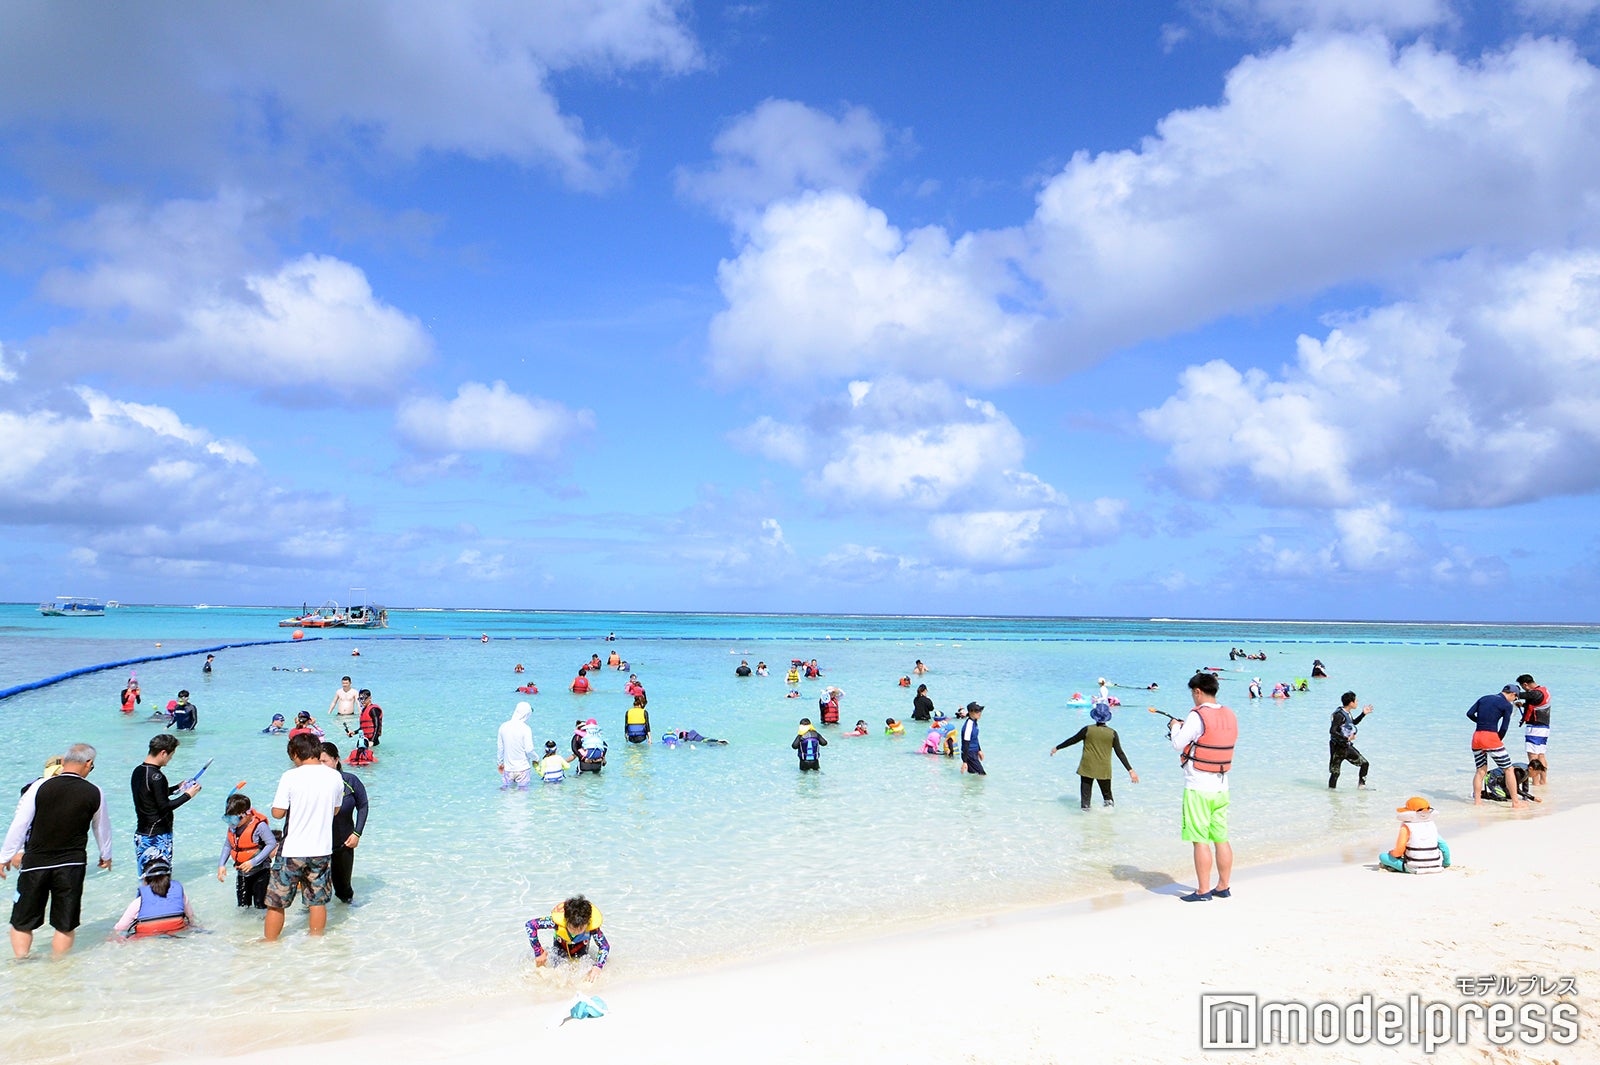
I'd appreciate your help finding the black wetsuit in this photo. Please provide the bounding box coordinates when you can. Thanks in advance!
[912,694,935,721]
[1328,707,1369,787]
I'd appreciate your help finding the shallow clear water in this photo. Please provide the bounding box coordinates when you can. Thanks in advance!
[2,606,1597,1062]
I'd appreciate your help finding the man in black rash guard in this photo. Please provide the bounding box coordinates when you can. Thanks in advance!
[131,734,201,876]
[1,743,114,957]
[912,684,935,721]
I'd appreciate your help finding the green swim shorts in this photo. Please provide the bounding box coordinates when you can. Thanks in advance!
[1181,788,1230,843]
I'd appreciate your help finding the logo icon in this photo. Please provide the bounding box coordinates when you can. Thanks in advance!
[1201,994,1258,1050]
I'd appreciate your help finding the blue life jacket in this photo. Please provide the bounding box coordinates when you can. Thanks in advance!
[136,880,186,923]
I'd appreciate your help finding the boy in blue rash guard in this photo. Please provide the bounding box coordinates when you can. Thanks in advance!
[526,894,609,984]
[959,703,986,775]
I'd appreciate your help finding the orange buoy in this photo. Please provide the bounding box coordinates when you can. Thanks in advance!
[291,629,304,640]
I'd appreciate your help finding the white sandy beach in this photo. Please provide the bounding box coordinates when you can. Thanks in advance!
[145,799,1596,1065]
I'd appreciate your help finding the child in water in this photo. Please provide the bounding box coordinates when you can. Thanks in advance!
[261,713,287,734]
[844,720,870,737]
[792,719,827,770]
[1380,797,1451,873]
[526,894,609,984]
[114,857,197,937]
[217,792,277,908]
[884,718,905,735]
[539,741,574,783]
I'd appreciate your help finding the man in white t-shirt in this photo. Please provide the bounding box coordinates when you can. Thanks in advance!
[263,733,345,940]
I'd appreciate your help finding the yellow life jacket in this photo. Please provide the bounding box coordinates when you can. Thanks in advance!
[551,904,603,947]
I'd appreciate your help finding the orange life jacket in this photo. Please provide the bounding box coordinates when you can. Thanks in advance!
[228,809,268,866]
[1180,703,1237,774]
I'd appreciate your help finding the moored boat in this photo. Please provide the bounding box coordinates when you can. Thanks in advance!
[39,596,106,617]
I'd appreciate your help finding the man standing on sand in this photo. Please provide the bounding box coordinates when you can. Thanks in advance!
[131,734,201,875]
[1328,692,1374,789]
[264,733,344,940]
[1468,687,1524,810]
[1168,672,1237,902]
[1,744,113,958]
[959,702,986,775]
[330,676,359,718]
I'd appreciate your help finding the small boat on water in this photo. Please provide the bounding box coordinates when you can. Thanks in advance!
[278,597,389,629]
[40,596,106,617]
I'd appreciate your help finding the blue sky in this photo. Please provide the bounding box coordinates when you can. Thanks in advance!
[2,0,1599,621]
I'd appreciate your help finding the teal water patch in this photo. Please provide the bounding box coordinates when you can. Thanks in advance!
[1,606,1596,1061]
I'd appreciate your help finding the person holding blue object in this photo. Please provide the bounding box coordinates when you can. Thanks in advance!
[1468,687,1523,809]
[1380,797,1450,873]
[131,735,200,876]
[526,894,609,984]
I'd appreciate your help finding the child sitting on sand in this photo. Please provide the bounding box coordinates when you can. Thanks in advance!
[1380,797,1451,874]
[526,894,609,984]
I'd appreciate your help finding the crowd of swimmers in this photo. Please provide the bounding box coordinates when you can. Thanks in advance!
[4,638,1561,980]
[2,654,386,958]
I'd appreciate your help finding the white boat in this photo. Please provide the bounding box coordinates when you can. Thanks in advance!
[39,596,106,617]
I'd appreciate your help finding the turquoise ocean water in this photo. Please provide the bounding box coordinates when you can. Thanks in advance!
[1,606,1597,1061]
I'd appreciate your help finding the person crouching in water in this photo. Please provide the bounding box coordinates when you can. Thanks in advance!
[526,894,608,984]
[1050,702,1138,809]
[793,719,827,771]
[217,792,277,908]
[1380,797,1450,873]
[114,857,196,938]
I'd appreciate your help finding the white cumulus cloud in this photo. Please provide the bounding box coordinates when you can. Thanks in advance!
[0,1,700,188]
[1141,249,1600,510]
[709,34,1600,386]
[35,194,433,400]
[677,99,889,220]
[397,380,594,458]
[0,386,349,570]
[709,192,1037,384]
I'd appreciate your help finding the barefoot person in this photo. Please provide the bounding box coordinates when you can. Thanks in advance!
[1328,692,1374,789]
[1167,672,1237,902]
[1468,686,1524,810]
[1516,674,1550,785]
[1,744,113,958]
[263,734,344,941]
